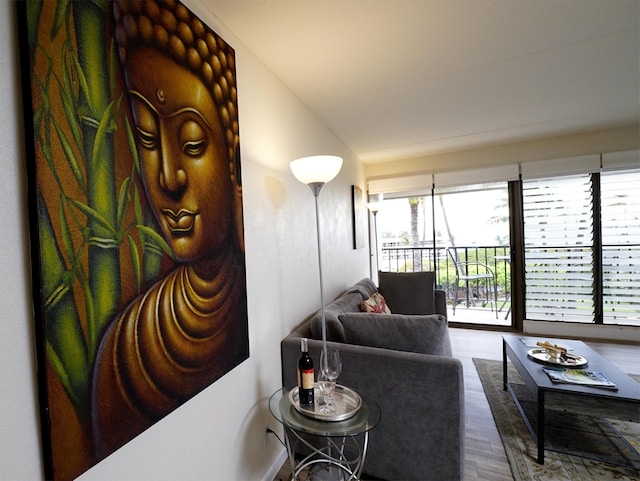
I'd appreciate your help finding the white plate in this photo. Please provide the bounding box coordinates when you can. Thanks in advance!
[527,348,588,367]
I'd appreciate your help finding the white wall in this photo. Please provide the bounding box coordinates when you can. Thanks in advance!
[0,2,44,480]
[0,1,369,479]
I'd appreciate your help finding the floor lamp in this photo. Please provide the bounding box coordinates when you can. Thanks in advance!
[290,155,343,366]
[366,194,383,277]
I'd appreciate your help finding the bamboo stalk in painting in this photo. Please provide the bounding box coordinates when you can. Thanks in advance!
[71,1,120,355]
[25,0,166,422]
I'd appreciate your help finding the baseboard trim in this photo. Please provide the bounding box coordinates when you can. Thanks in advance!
[259,448,288,481]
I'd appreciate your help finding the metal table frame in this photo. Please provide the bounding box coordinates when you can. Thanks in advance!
[269,387,381,480]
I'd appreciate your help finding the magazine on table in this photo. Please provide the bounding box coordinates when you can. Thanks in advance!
[543,367,618,390]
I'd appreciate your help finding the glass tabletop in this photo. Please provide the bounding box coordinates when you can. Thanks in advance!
[269,386,381,437]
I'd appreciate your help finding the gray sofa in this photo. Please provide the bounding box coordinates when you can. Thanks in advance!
[281,272,465,481]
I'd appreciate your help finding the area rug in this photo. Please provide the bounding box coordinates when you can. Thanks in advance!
[473,358,640,481]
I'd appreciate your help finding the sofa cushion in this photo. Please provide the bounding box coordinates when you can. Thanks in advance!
[378,271,435,315]
[338,312,448,356]
[361,292,391,314]
[310,291,363,342]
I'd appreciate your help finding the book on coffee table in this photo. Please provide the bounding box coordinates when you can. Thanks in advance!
[543,368,618,390]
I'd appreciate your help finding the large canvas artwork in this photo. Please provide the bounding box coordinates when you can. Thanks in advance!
[17,1,249,479]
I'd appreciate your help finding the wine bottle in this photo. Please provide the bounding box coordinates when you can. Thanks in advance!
[298,338,315,405]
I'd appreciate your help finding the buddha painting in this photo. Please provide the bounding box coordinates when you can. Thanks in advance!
[91,0,249,459]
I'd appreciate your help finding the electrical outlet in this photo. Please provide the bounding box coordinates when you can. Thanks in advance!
[264,424,272,448]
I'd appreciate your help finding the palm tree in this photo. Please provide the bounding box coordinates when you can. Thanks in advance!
[409,197,421,270]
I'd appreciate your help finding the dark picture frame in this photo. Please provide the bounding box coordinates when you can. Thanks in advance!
[17,1,249,479]
[352,185,365,249]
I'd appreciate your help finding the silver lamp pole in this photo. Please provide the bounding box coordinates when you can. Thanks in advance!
[367,194,383,279]
[290,156,343,369]
[310,182,328,365]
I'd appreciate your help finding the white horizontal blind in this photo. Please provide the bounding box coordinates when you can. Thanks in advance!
[523,174,595,322]
[368,151,635,198]
[368,164,519,198]
[434,164,519,194]
[521,154,600,179]
[368,173,433,198]
[602,149,640,172]
[601,169,640,325]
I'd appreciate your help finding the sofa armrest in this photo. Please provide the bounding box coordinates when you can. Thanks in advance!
[435,288,447,319]
[281,335,464,481]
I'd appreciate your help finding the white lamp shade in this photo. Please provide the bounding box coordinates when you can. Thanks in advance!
[290,155,343,185]
[366,202,380,213]
[366,193,383,213]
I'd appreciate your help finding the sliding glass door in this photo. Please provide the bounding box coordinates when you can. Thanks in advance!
[376,184,513,327]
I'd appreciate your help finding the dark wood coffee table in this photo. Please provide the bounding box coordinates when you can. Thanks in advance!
[502,335,640,464]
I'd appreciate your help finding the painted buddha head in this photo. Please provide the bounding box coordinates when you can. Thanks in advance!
[113,0,243,264]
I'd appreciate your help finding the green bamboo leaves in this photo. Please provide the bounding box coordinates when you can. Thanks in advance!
[27,0,169,420]
[38,192,90,418]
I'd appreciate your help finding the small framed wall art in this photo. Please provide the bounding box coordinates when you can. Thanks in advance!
[352,185,365,249]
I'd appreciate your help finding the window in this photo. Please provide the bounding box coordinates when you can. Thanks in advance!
[601,170,640,325]
[523,174,595,322]
[369,150,639,327]
[522,169,640,325]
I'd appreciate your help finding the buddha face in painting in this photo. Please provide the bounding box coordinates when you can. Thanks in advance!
[124,47,233,263]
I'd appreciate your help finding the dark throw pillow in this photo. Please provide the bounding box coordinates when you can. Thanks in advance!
[377,271,435,315]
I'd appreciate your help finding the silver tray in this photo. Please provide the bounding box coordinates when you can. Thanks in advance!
[289,384,362,421]
[527,348,588,367]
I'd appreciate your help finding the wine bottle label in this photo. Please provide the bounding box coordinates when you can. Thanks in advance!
[301,368,314,390]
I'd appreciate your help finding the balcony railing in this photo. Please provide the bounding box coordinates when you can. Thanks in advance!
[380,244,511,313]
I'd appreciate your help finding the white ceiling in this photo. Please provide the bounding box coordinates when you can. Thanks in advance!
[205,1,639,164]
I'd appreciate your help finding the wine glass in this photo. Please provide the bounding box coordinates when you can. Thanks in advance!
[317,371,333,413]
[320,348,342,412]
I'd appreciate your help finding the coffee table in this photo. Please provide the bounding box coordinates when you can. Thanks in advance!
[502,336,640,465]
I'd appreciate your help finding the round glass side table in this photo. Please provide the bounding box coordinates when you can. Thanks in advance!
[269,386,381,481]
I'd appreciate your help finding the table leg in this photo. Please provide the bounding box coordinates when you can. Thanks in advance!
[282,427,298,481]
[502,339,508,391]
[355,431,368,480]
[503,338,545,464]
[537,389,545,464]
[498,292,510,314]
[283,427,365,480]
